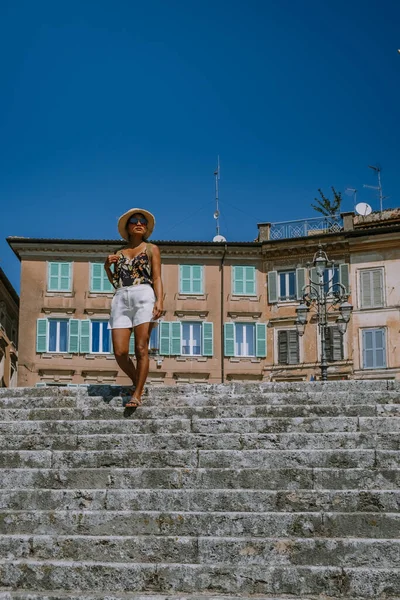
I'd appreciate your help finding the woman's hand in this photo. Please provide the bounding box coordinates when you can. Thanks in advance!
[152,299,163,320]
[104,254,119,268]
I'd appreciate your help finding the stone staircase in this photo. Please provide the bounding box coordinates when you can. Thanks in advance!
[0,380,399,600]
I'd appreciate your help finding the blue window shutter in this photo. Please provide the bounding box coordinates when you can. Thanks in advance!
[68,319,80,353]
[224,323,235,357]
[339,264,350,295]
[36,319,48,353]
[60,263,72,291]
[48,263,60,290]
[129,331,135,355]
[202,322,213,356]
[192,265,203,294]
[159,322,171,355]
[255,323,267,358]
[171,322,182,355]
[91,264,103,292]
[245,267,256,295]
[233,266,244,295]
[309,267,319,299]
[80,320,91,354]
[180,265,192,294]
[296,268,306,301]
[267,271,278,303]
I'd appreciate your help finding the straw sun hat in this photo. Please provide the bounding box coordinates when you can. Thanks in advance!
[118,208,155,241]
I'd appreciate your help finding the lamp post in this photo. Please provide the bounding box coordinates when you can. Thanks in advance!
[295,245,353,381]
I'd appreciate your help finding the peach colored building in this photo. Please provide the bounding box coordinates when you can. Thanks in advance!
[7,209,400,387]
[0,267,19,387]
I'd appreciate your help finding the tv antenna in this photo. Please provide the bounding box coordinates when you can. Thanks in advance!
[363,165,386,213]
[345,187,357,207]
[213,156,226,242]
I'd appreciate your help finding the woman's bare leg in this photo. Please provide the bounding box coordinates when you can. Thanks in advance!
[111,328,137,387]
[131,321,152,403]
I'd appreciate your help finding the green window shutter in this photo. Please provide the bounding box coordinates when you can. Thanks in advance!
[192,265,203,294]
[170,322,182,355]
[244,266,256,295]
[129,331,135,355]
[159,322,171,355]
[296,268,306,301]
[80,320,91,354]
[91,264,103,292]
[361,271,371,308]
[332,326,343,361]
[233,266,244,295]
[339,263,350,295]
[48,263,60,290]
[180,265,192,294]
[288,330,299,364]
[255,323,267,357]
[372,269,383,307]
[202,322,213,356]
[68,319,80,353]
[36,318,48,353]
[278,330,288,364]
[60,263,72,291]
[224,322,235,357]
[267,271,278,303]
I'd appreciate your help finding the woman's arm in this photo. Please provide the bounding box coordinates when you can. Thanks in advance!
[151,245,163,320]
[104,253,119,286]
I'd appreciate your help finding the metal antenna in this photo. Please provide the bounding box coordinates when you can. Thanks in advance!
[345,188,357,208]
[363,165,385,213]
[214,156,221,237]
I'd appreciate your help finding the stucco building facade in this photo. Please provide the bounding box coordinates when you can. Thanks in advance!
[7,208,400,387]
[0,267,19,387]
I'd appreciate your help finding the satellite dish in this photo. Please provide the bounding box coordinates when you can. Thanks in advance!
[355,202,372,216]
[213,211,220,219]
[213,235,227,243]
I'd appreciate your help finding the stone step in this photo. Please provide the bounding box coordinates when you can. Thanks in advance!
[1,509,399,538]
[3,448,396,470]
[0,489,399,512]
[0,593,372,600]
[0,404,387,422]
[2,390,400,410]
[0,419,191,436]
[2,467,400,490]
[2,432,400,452]
[0,561,398,597]
[1,535,399,568]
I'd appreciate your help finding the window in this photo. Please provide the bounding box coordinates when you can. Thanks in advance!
[325,325,343,361]
[323,267,339,295]
[360,269,384,309]
[278,330,299,364]
[279,271,296,301]
[149,326,159,353]
[180,265,203,294]
[91,321,111,353]
[363,328,386,369]
[224,322,267,358]
[233,266,256,296]
[90,264,114,293]
[235,323,255,356]
[48,262,72,292]
[48,319,69,353]
[182,322,202,355]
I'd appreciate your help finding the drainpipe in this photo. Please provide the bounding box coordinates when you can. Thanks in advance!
[220,244,227,383]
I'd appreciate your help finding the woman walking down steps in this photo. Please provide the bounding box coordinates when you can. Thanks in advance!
[104,207,163,408]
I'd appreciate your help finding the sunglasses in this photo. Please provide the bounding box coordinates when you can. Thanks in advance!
[128,217,148,226]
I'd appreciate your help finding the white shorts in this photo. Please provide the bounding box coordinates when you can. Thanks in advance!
[108,284,156,330]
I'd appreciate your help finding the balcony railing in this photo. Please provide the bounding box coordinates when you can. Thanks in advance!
[270,215,343,240]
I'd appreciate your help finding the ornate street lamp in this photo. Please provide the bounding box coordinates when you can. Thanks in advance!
[296,245,353,381]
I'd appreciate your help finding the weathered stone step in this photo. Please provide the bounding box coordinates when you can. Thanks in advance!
[0,489,399,512]
[1,535,399,568]
[1,509,399,538]
[2,390,400,410]
[0,561,398,597]
[0,419,191,436]
[2,432,399,452]
[0,592,372,600]
[3,448,396,470]
[0,404,387,422]
[2,467,400,490]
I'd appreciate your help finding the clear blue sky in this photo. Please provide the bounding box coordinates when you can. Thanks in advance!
[1,0,399,292]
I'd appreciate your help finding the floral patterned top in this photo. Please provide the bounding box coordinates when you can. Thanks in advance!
[112,247,153,289]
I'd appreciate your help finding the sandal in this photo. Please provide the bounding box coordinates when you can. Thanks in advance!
[125,395,142,408]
